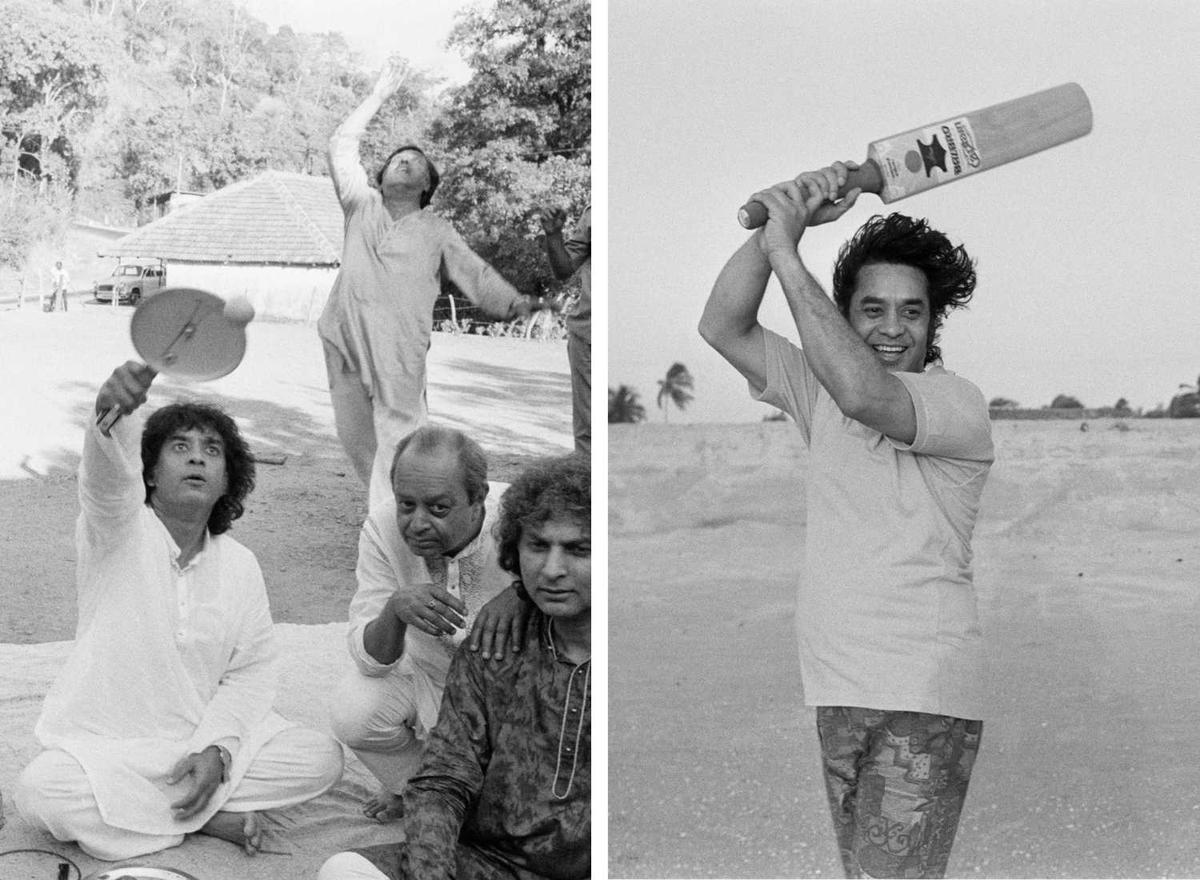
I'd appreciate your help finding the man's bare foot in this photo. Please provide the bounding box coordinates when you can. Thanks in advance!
[198,810,264,855]
[363,790,404,823]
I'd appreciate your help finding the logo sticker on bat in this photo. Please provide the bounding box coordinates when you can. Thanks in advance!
[872,115,983,201]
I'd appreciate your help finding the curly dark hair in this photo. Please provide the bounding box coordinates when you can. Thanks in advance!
[141,402,256,535]
[495,453,590,577]
[831,213,977,365]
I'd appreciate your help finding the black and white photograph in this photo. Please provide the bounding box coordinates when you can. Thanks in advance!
[609,1,1200,877]
[0,1,592,877]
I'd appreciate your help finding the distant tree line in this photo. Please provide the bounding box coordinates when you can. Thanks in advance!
[988,375,1200,419]
[0,0,590,312]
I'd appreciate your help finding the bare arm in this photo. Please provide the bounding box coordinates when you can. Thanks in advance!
[698,234,774,391]
[755,165,917,443]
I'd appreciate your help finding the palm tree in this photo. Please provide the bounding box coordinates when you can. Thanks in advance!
[656,362,695,422]
[608,385,647,423]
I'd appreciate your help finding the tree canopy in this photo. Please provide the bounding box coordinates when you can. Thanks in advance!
[0,0,591,297]
[609,385,646,424]
[1050,394,1084,409]
[657,362,695,422]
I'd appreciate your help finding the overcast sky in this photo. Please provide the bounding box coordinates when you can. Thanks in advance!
[610,0,1200,422]
[237,0,474,82]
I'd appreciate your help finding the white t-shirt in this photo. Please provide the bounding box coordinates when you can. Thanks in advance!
[752,328,994,720]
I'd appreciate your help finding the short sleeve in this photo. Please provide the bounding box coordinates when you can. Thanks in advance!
[891,369,994,462]
[750,328,821,443]
[564,206,591,270]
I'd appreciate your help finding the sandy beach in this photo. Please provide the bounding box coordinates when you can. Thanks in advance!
[609,419,1200,878]
[0,302,571,877]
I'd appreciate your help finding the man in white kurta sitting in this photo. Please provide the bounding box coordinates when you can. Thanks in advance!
[14,361,344,861]
[329,425,529,823]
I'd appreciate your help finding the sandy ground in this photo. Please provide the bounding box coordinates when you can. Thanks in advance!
[609,419,1200,879]
[0,302,571,643]
[0,302,572,877]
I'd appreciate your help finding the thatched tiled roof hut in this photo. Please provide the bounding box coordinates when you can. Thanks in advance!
[100,171,343,321]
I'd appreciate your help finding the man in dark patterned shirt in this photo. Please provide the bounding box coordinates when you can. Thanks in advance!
[318,454,591,880]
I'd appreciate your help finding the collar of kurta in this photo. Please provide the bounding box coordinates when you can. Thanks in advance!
[444,517,487,562]
[543,615,591,668]
[151,511,211,574]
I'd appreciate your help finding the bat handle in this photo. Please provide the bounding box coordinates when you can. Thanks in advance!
[97,404,123,437]
[96,361,157,437]
[737,159,884,229]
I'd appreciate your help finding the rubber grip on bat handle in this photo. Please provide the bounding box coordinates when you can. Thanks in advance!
[737,160,884,229]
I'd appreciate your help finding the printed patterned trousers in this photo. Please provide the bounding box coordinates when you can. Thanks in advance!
[816,707,982,879]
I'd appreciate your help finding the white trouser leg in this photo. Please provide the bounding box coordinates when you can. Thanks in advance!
[221,726,345,812]
[15,750,185,862]
[15,729,342,861]
[367,398,423,513]
[318,850,390,880]
[328,666,426,794]
[324,343,377,490]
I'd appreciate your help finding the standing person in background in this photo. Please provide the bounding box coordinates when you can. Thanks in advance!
[50,261,70,312]
[320,58,544,510]
[540,205,591,455]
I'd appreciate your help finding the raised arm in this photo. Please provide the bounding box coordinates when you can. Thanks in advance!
[80,361,159,547]
[752,163,917,443]
[539,207,580,280]
[327,58,407,205]
[698,231,775,391]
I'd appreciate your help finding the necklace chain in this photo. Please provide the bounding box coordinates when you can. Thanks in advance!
[549,620,589,799]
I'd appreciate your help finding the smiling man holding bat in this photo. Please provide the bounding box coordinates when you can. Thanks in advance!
[700,165,994,878]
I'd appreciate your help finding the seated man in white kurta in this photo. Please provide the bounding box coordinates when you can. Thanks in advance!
[14,361,344,861]
[329,425,530,823]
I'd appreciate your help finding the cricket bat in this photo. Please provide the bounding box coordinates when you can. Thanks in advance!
[738,82,1093,228]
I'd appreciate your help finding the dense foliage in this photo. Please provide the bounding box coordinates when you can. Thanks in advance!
[608,385,646,424]
[0,0,591,312]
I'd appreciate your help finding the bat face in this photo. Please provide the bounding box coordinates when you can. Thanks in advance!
[867,82,1093,203]
[736,83,1092,227]
[869,114,988,202]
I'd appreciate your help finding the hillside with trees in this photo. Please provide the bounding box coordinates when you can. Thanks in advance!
[0,0,589,312]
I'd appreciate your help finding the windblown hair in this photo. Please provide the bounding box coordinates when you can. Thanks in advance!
[495,454,590,577]
[375,144,441,208]
[141,402,255,535]
[390,425,489,504]
[831,213,977,365]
